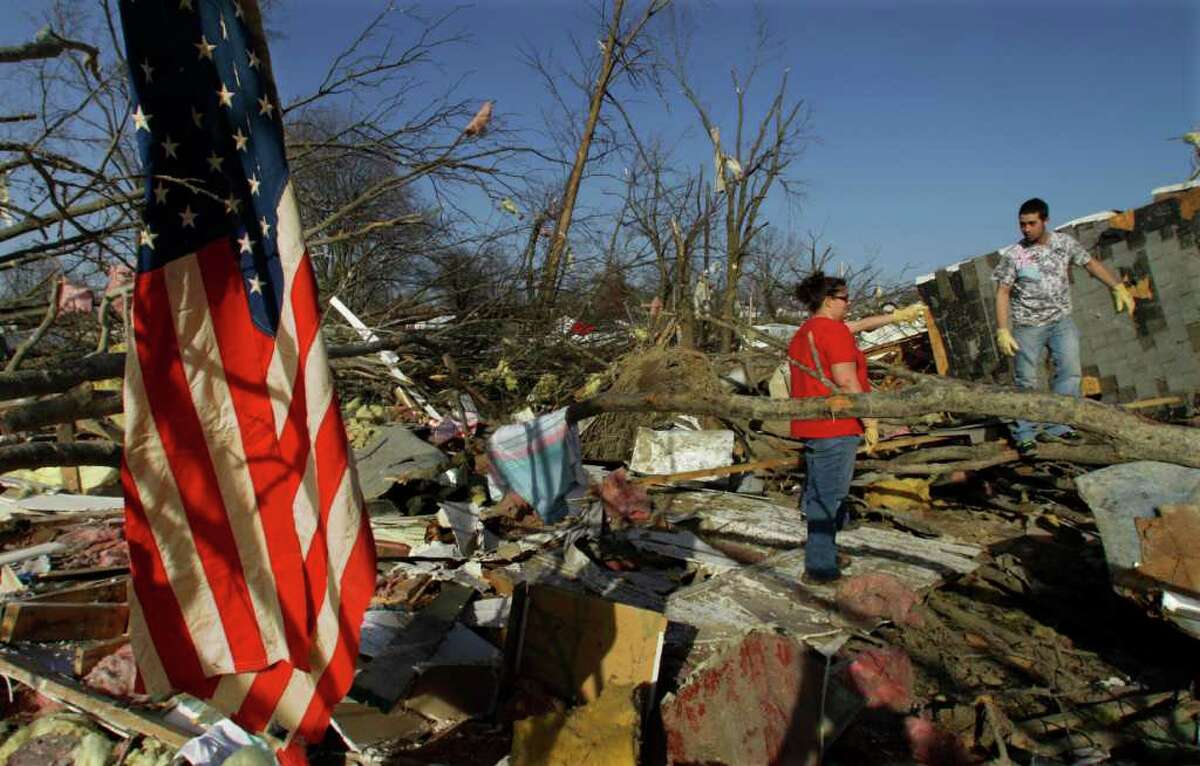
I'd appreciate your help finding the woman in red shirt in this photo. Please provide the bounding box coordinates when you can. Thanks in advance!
[789,271,923,583]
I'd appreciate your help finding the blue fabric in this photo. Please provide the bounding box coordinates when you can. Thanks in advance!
[487,408,586,523]
[801,434,861,577]
[1010,316,1082,443]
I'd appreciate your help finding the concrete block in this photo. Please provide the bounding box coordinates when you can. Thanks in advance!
[1168,375,1197,395]
[1136,199,1181,232]
[1188,322,1200,353]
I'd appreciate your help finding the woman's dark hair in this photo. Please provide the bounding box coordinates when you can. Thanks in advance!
[795,271,847,313]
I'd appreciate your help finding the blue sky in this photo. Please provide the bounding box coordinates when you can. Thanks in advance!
[6,0,1198,280]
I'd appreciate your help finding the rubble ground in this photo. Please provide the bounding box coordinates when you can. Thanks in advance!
[0,346,1196,765]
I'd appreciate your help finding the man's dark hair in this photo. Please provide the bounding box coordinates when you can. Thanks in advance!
[1019,198,1049,220]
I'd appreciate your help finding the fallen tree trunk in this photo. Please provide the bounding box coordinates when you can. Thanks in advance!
[0,335,424,401]
[575,379,1200,468]
[858,442,1124,475]
[0,385,122,434]
[0,441,121,471]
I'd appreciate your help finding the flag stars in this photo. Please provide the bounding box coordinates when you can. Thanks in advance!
[224,193,243,215]
[220,15,229,40]
[233,128,249,151]
[153,183,168,205]
[233,1,244,20]
[248,174,261,195]
[196,35,216,61]
[247,275,263,294]
[179,0,194,10]
[257,95,275,117]
[217,83,235,108]
[161,135,179,159]
[238,233,253,254]
[139,227,157,250]
[132,105,151,132]
[141,59,154,83]
[206,151,223,173]
[259,216,270,236]
[191,107,204,128]
[179,206,197,228]
[247,50,260,69]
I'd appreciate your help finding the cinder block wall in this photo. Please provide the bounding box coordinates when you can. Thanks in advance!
[919,190,1200,405]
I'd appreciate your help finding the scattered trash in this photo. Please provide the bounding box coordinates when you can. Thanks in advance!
[487,408,588,523]
[843,647,915,713]
[627,427,734,478]
[597,468,651,524]
[864,476,933,511]
[0,282,1194,766]
[0,713,111,766]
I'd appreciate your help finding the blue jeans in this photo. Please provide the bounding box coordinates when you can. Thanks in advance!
[1009,316,1081,443]
[801,434,860,577]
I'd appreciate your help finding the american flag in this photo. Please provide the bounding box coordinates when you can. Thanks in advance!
[116,0,375,757]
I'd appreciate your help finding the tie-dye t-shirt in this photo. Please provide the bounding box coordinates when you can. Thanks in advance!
[992,231,1092,327]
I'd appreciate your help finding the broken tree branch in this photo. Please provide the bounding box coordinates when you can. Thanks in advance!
[0,26,101,78]
[575,381,1200,468]
[5,279,62,373]
[0,191,138,247]
[0,334,426,401]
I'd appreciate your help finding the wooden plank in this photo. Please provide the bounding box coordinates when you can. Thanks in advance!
[0,602,129,642]
[0,542,66,567]
[36,565,128,582]
[56,423,83,494]
[868,434,954,454]
[374,540,412,558]
[923,305,950,376]
[515,584,667,704]
[73,636,128,677]
[0,649,193,748]
[24,575,128,604]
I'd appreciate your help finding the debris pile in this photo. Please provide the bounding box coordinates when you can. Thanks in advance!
[0,313,1196,765]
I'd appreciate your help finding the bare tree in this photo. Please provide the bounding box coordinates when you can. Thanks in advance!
[742,228,912,324]
[530,0,670,304]
[0,2,529,349]
[668,9,811,350]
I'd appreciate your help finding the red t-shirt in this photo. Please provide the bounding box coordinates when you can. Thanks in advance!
[788,317,870,439]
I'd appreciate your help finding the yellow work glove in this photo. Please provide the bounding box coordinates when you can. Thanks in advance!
[890,302,927,324]
[861,418,879,454]
[1112,284,1135,317]
[996,328,1020,357]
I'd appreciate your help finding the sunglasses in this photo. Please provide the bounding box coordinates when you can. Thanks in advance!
[830,293,850,302]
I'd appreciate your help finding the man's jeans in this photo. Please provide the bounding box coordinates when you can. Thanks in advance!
[801,434,860,577]
[1009,316,1081,443]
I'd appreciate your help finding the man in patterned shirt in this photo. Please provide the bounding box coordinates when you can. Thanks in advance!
[992,198,1135,455]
